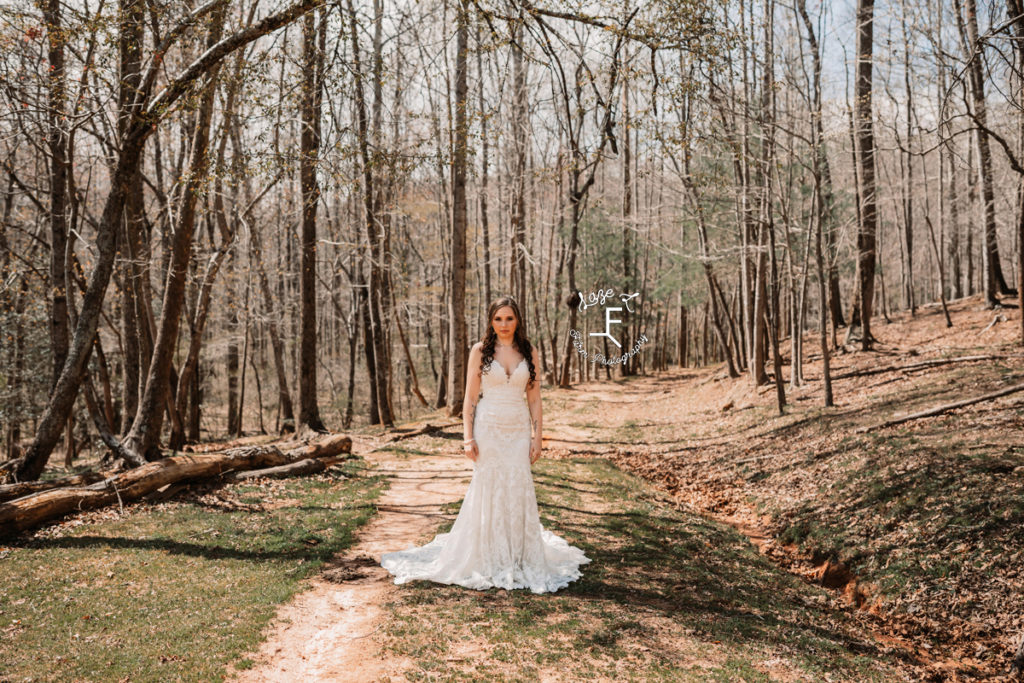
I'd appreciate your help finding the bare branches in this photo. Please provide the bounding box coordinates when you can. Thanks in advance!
[143,0,324,128]
[470,0,711,51]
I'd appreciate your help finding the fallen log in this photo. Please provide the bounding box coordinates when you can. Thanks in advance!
[285,434,351,459]
[385,421,460,443]
[143,482,191,504]
[0,444,287,537]
[858,382,1024,433]
[221,437,353,482]
[0,471,106,503]
[222,453,353,482]
[832,354,1005,381]
[0,435,352,538]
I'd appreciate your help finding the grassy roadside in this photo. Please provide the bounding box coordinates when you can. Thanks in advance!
[0,457,385,682]
[380,456,913,682]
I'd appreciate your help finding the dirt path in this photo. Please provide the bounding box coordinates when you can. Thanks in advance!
[226,434,473,682]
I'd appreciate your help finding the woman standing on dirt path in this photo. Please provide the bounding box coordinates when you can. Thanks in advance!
[381,295,591,593]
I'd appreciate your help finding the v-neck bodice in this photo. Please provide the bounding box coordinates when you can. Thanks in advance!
[481,357,529,400]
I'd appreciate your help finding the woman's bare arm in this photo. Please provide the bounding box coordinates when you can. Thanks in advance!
[462,343,483,458]
[526,347,543,462]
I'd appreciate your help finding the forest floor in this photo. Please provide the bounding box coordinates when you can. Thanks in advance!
[229,426,917,682]
[237,294,1024,682]
[295,292,1018,682]
[590,293,1024,682]
[2,294,1021,682]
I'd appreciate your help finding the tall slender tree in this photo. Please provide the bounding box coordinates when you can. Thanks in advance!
[447,0,470,417]
[848,0,878,350]
[298,7,327,432]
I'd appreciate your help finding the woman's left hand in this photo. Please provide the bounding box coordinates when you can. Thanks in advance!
[529,439,542,465]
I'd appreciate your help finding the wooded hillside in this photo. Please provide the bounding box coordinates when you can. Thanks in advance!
[1,0,1023,483]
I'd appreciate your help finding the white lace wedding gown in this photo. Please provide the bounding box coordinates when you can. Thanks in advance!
[380,357,591,594]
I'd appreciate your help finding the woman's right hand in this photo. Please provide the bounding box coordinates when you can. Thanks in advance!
[464,441,479,462]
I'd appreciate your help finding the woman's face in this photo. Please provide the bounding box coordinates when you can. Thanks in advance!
[492,306,517,338]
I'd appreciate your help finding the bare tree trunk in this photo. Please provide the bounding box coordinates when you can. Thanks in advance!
[751,233,769,382]
[13,0,323,480]
[1009,0,1024,346]
[935,11,965,303]
[621,59,634,377]
[41,0,70,393]
[236,275,252,436]
[348,0,393,425]
[957,0,1007,306]
[796,0,834,405]
[123,9,226,461]
[476,20,492,306]
[947,151,963,299]
[298,8,326,432]
[117,0,147,435]
[761,0,785,411]
[509,24,528,308]
[849,0,878,350]
[814,185,835,407]
[967,142,977,295]
[678,304,687,367]
[446,0,469,417]
[901,13,916,315]
[252,221,295,433]
[227,319,241,435]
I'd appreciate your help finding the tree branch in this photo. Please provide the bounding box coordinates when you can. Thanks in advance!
[142,0,324,126]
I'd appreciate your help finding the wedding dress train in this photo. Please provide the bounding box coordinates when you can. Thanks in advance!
[380,356,591,594]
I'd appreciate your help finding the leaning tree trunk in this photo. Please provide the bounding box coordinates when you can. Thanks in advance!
[123,10,225,462]
[12,0,325,481]
[677,79,739,378]
[556,42,625,387]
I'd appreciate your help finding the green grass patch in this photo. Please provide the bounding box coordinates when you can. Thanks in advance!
[0,457,385,682]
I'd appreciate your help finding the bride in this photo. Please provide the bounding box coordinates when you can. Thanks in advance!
[380,296,591,593]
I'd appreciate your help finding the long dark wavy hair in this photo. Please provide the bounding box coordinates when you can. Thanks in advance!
[480,296,537,389]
